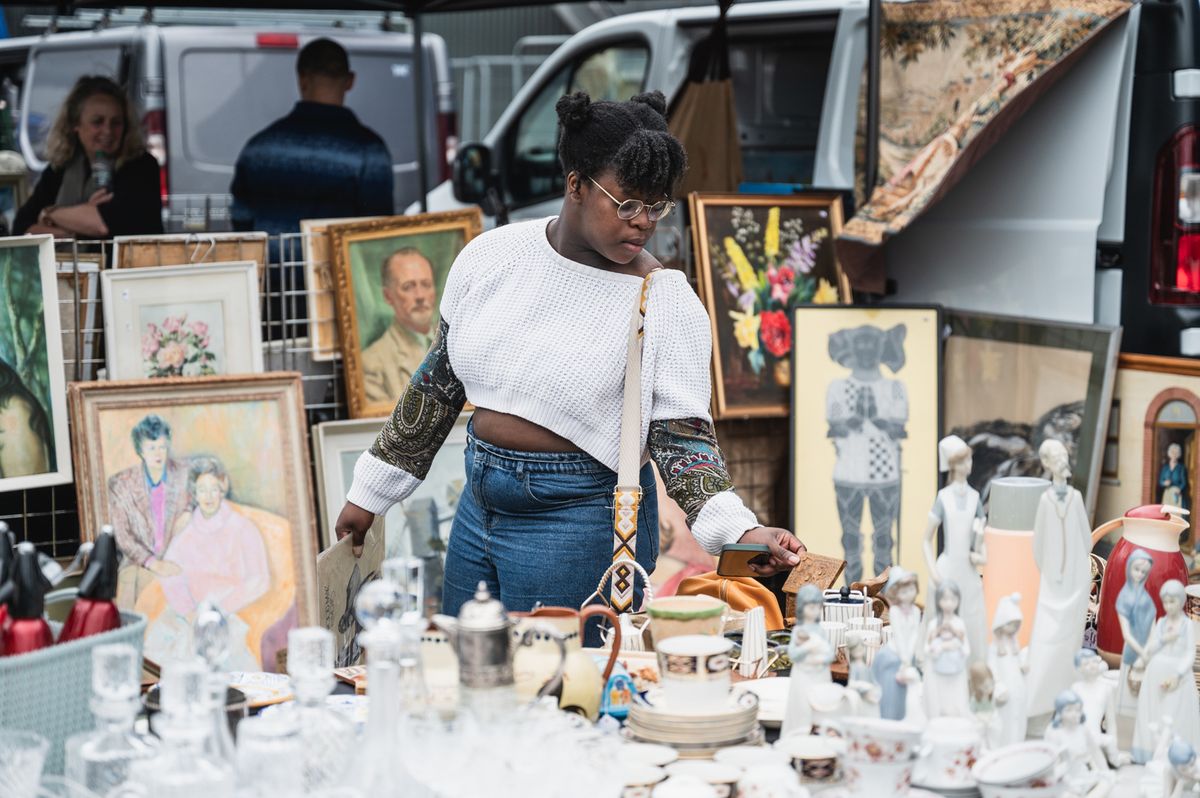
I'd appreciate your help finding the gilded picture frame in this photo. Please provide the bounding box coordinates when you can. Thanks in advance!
[329,209,482,419]
[300,215,386,362]
[690,192,850,419]
[68,373,318,673]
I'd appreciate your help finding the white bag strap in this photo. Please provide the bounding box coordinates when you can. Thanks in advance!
[610,270,657,611]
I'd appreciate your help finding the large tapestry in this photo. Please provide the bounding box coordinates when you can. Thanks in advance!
[838,0,1130,293]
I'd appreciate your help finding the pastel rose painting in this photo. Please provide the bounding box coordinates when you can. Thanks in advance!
[692,194,849,417]
[139,302,226,378]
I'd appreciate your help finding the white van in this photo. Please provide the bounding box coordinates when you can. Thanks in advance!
[4,24,455,230]
[439,1,1200,355]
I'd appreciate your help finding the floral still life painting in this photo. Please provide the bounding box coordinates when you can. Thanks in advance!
[141,305,223,378]
[691,193,849,418]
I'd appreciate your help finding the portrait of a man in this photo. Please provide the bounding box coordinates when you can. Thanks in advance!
[360,247,437,404]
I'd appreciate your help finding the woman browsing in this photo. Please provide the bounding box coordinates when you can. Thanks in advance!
[13,75,162,238]
[336,91,804,620]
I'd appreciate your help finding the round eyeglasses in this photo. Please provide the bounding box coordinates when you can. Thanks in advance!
[588,176,675,222]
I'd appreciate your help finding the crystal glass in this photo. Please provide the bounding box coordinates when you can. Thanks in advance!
[0,730,49,798]
[382,556,424,623]
[234,715,303,797]
[65,645,160,794]
[193,601,236,763]
[123,658,234,797]
[276,627,353,791]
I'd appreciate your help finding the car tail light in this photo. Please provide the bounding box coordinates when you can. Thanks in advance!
[256,33,299,49]
[437,111,458,184]
[142,109,168,203]
[1151,125,1200,304]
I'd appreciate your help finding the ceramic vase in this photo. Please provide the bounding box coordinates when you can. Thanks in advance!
[982,477,1049,648]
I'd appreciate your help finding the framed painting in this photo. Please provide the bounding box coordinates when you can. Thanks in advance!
[100,262,264,380]
[790,305,941,589]
[68,373,318,673]
[0,235,72,491]
[691,193,850,419]
[1095,354,1200,558]
[944,311,1121,518]
[300,215,386,362]
[313,412,470,609]
[112,232,269,287]
[57,257,102,382]
[330,210,482,418]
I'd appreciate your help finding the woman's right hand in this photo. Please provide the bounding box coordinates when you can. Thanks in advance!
[335,502,375,547]
[87,189,113,206]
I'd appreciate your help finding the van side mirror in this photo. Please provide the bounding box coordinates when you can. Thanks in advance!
[453,143,508,224]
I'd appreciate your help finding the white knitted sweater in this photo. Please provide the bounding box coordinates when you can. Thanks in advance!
[346,217,759,554]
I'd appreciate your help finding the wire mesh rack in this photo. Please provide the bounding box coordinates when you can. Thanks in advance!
[2,228,789,561]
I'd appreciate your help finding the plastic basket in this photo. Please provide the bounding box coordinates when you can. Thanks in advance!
[0,611,147,775]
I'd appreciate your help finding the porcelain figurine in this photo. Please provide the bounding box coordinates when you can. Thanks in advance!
[871,567,923,721]
[1116,548,1158,716]
[987,592,1028,746]
[1044,689,1115,798]
[923,579,971,719]
[1136,720,1180,798]
[1167,738,1200,798]
[1024,440,1094,722]
[845,630,881,717]
[781,583,835,737]
[1132,580,1200,763]
[924,435,987,665]
[1070,648,1128,767]
[968,662,1005,749]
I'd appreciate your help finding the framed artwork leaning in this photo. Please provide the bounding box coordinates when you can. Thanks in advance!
[300,215,386,362]
[691,192,850,419]
[313,412,470,610]
[111,232,269,287]
[0,235,72,491]
[68,373,318,673]
[1095,354,1200,558]
[943,310,1121,518]
[330,210,482,418]
[100,261,263,380]
[790,305,941,589]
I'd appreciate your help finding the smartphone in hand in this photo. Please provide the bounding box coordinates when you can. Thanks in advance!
[717,543,772,577]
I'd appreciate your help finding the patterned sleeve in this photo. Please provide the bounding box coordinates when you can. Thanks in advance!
[345,319,466,514]
[647,417,759,555]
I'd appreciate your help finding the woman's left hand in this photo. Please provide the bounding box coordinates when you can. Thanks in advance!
[738,526,805,575]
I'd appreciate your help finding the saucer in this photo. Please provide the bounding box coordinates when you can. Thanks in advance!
[622,742,679,767]
[731,677,789,728]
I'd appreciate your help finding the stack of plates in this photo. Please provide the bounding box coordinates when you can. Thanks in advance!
[624,692,762,758]
[909,783,981,798]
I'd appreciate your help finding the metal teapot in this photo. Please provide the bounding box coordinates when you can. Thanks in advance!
[432,581,565,692]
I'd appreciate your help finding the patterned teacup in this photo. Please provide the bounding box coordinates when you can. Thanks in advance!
[654,635,733,711]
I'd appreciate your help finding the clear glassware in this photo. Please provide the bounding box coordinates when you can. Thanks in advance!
[234,714,303,797]
[382,556,424,624]
[121,658,235,796]
[64,644,160,795]
[0,730,49,798]
[193,601,236,763]
[275,627,353,791]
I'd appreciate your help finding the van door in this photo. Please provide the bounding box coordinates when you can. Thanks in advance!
[496,40,651,220]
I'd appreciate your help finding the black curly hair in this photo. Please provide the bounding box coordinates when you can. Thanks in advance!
[555,90,687,199]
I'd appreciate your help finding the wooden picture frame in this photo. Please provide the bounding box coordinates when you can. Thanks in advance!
[56,258,103,383]
[790,305,942,589]
[100,262,264,380]
[300,215,386,362]
[330,210,482,418]
[69,373,318,673]
[1095,353,1200,557]
[690,192,850,419]
[944,310,1121,519]
[111,232,269,288]
[0,235,72,491]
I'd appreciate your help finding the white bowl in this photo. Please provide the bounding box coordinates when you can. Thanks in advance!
[971,742,1060,787]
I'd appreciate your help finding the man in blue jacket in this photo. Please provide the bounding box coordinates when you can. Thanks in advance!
[231,37,393,235]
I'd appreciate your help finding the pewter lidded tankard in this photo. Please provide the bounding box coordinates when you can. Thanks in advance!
[432,582,520,689]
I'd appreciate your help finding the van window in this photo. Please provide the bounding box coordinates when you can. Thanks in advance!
[506,43,649,207]
[26,46,124,162]
[179,48,418,168]
[728,30,833,185]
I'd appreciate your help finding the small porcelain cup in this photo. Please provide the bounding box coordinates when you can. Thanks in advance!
[774,734,839,784]
[913,717,984,788]
[820,621,847,653]
[655,635,734,711]
[848,617,883,635]
[841,717,924,765]
[648,596,728,645]
[843,757,914,798]
[622,764,667,798]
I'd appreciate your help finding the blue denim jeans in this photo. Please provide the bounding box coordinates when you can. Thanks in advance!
[442,425,658,641]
